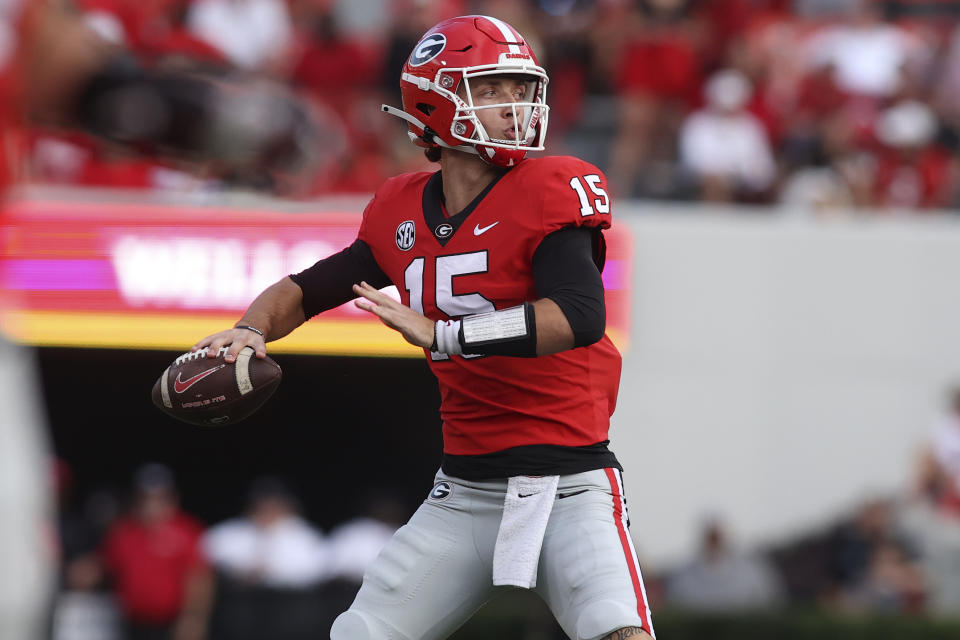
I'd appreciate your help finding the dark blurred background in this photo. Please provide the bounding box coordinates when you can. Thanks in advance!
[43,350,442,528]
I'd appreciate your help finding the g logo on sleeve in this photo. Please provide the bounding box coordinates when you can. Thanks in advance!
[409,34,446,67]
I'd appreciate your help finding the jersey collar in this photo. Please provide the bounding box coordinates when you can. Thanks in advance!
[422,170,508,247]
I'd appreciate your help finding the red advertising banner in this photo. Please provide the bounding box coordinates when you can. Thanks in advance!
[0,197,631,356]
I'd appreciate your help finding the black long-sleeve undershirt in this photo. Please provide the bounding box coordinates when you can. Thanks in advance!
[288,239,391,320]
[533,226,606,347]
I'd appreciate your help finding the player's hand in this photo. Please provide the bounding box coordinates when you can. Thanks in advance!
[353,281,434,349]
[191,327,267,362]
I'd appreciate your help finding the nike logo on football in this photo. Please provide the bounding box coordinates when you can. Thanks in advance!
[173,366,222,393]
[473,221,499,236]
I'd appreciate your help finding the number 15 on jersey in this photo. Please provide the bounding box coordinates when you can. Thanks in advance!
[569,174,609,217]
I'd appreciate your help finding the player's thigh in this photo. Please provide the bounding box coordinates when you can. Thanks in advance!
[331,486,494,640]
[536,469,655,640]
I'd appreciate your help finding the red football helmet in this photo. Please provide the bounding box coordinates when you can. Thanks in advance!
[382,15,549,168]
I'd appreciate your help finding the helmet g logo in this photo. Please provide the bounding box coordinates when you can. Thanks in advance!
[410,34,446,67]
[396,220,416,250]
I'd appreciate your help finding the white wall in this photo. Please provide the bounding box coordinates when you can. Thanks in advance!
[611,206,960,567]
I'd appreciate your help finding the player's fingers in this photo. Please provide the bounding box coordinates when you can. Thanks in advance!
[224,331,259,363]
[355,298,405,331]
[353,282,396,308]
[352,282,379,303]
[355,298,392,322]
[237,333,267,359]
[206,337,229,358]
[199,329,240,362]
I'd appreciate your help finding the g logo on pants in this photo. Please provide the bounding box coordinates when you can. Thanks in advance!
[429,481,452,501]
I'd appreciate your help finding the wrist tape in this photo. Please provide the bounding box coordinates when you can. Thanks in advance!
[432,303,537,357]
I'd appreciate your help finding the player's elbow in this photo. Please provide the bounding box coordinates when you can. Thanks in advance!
[550,292,606,348]
[571,312,605,347]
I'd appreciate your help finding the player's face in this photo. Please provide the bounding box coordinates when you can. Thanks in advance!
[464,75,534,143]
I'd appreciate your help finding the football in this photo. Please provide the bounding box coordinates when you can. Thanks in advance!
[151,346,281,426]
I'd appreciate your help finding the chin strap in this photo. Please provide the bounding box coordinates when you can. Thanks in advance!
[381,104,479,156]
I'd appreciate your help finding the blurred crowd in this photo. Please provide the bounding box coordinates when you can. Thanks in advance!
[49,385,960,640]
[658,385,960,619]
[53,464,404,640]
[19,0,960,209]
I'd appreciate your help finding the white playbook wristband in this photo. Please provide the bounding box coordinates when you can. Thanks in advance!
[434,319,463,355]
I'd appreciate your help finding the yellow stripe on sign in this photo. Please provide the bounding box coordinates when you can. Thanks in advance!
[0,310,423,357]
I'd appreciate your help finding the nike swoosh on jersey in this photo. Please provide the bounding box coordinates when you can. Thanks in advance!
[173,366,221,393]
[473,221,500,236]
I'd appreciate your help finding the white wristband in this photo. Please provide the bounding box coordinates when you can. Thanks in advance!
[434,319,463,355]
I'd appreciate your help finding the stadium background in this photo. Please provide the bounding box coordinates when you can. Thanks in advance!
[4,0,960,638]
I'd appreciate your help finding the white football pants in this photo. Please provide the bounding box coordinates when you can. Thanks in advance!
[330,467,654,640]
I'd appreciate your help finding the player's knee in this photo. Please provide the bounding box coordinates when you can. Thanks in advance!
[330,609,400,640]
[575,599,649,640]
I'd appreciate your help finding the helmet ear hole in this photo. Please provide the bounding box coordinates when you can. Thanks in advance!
[417,103,435,116]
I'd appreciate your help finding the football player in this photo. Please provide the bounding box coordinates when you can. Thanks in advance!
[195,15,655,640]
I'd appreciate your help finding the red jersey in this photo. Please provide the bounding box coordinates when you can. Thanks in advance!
[103,512,206,623]
[358,156,622,456]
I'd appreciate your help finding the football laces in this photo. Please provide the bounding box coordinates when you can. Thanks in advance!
[174,346,230,365]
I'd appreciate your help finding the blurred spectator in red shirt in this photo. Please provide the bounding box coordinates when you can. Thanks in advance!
[694,0,754,71]
[292,7,378,109]
[102,464,210,640]
[75,0,226,65]
[617,0,702,103]
[608,0,703,197]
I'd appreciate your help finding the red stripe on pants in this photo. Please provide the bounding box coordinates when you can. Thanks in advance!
[604,467,652,635]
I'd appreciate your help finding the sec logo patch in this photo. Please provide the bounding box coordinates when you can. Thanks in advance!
[396,220,416,250]
[428,481,452,501]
